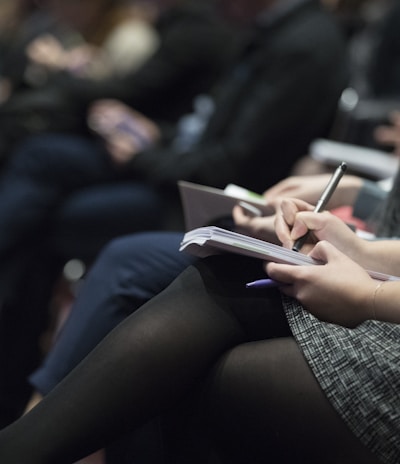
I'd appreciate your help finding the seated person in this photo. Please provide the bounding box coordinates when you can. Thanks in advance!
[0,0,238,427]
[0,0,349,428]
[27,167,393,410]
[25,0,160,81]
[0,193,399,463]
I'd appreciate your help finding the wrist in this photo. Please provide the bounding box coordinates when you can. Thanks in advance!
[368,280,400,324]
[371,280,387,320]
[346,279,377,327]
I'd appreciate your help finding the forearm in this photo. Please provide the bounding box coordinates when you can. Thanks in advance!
[355,239,400,277]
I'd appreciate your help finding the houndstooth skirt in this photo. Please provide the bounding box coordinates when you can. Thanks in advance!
[283,296,400,464]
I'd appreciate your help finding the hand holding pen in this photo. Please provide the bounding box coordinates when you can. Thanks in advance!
[292,162,347,251]
[262,164,348,258]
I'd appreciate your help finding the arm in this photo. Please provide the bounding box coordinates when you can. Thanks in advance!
[266,198,400,327]
[230,173,380,244]
[263,174,389,222]
[267,240,400,327]
[274,198,400,274]
[129,43,343,188]
[263,174,363,210]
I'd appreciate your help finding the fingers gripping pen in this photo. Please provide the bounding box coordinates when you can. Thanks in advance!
[292,162,347,252]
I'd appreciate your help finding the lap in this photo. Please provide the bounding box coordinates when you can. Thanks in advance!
[203,336,380,464]
[8,133,114,185]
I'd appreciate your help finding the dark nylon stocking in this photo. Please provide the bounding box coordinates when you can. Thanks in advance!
[0,256,380,464]
[201,338,380,464]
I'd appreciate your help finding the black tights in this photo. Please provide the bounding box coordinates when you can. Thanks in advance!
[0,256,379,464]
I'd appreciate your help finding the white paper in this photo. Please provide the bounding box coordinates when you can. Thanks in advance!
[180,226,400,282]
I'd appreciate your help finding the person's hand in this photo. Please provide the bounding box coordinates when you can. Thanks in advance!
[26,34,67,71]
[374,110,400,155]
[88,100,160,165]
[266,241,376,327]
[232,203,278,243]
[262,174,362,210]
[63,44,98,76]
[273,198,363,257]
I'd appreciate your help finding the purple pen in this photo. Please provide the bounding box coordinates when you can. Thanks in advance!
[246,278,281,288]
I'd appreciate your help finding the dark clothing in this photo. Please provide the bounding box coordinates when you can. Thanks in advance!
[367,1,400,98]
[0,0,349,261]
[0,138,165,428]
[0,11,59,91]
[0,2,235,165]
[0,0,348,427]
[30,232,192,395]
[129,0,349,193]
[0,254,382,464]
[0,3,235,420]
[45,2,237,124]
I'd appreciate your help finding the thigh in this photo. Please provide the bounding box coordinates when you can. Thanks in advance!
[30,232,196,394]
[100,232,197,299]
[50,183,167,259]
[6,133,114,188]
[205,337,381,464]
[193,255,290,341]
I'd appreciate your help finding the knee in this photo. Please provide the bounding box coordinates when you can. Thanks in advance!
[209,338,301,405]
[99,233,159,268]
[9,134,70,175]
[10,134,97,176]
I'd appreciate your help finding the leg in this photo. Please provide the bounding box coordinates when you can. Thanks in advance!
[0,135,166,426]
[0,248,63,426]
[0,255,289,464]
[29,232,194,395]
[0,133,114,426]
[0,133,115,261]
[205,338,381,464]
[50,183,166,259]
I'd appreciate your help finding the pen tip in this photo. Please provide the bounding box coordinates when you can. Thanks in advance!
[340,161,347,171]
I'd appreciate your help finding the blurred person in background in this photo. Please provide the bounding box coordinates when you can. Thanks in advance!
[25,0,160,81]
[0,0,349,436]
[0,0,237,430]
[0,0,161,165]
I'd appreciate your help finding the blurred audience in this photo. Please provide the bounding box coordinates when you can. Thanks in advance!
[0,0,239,429]
[0,0,48,95]
[1,0,159,94]
[0,0,349,442]
[333,0,394,97]
[25,0,160,80]
[0,0,162,166]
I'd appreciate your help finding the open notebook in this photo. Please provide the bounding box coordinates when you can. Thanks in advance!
[180,226,400,282]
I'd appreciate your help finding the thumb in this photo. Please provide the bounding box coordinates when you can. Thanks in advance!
[308,240,341,264]
[291,211,334,242]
